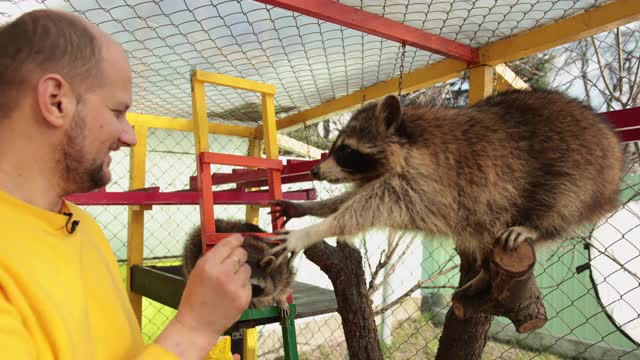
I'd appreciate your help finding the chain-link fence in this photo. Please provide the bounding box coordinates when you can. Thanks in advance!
[3,0,640,358]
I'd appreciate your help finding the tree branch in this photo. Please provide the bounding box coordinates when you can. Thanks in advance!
[591,36,625,105]
[373,264,459,316]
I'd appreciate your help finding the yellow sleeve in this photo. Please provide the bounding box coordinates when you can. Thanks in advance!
[135,344,180,359]
[0,292,36,359]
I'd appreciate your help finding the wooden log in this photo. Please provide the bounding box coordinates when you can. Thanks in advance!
[451,240,547,333]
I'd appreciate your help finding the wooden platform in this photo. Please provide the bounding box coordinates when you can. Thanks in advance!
[132,264,337,326]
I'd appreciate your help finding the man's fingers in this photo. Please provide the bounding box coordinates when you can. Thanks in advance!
[236,264,252,287]
[204,234,244,264]
[224,247,249,273]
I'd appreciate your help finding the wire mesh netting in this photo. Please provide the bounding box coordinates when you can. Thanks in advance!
[0,0,617,124]
[2,0,640,359]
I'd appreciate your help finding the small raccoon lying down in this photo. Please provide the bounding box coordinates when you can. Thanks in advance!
[268,89,625,288]
[182,219,294,318]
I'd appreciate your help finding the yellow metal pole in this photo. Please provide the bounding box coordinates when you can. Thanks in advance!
[245,137,262,225]
[469,65,494,105]
[126,125,148,326]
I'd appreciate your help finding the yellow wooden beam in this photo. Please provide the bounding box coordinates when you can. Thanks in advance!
[469,65,495,105]
[127,113,255,138]
[480,0,640,66]
[245,137,262,226]
[271,58,468,131]
[126,125,147,326]
[262,94,279,159]
[495,64,530,91]
[272,0,640,131]
[278,133,323,159]
[193,70,276,96]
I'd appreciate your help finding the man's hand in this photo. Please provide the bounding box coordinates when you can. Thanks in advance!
[154,234,252,359]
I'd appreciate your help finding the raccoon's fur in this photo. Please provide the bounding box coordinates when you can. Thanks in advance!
[182,219,294,317]
[268,89,625,269]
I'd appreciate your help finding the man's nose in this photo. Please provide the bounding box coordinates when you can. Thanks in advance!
[120,122,138,147]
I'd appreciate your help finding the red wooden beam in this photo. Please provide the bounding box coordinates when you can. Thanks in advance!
[200,152,283,170]
[65,188,316,206]
[189,157,325,189]
[254,0,479,64]
[603,106,640,143]
[603,107,640,130]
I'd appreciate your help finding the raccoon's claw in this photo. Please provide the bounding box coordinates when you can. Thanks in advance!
[268,200,307,225]
[498,226,538,251]
[277,300,290,321]
[266,242,296,268]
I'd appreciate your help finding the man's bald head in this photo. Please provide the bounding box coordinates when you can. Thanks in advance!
[0,9,109,115]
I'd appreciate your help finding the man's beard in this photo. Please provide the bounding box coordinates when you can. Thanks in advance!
[61,110,110,195]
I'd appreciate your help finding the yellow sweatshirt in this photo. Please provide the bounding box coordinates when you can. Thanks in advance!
[0,190,178,359]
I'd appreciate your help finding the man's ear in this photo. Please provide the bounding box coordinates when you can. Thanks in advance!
[37,74,75,128]
[375,95,401,132]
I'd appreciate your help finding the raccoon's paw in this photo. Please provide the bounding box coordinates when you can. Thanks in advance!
[265,229,314,266]
[268,200,307,226]
[498,226,538,251]
[277,299,290,321]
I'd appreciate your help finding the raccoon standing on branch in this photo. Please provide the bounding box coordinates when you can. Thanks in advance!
[267,89,624,298]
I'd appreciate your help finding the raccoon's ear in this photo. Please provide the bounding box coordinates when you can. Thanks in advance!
[376,95,402,132]
[259,256,276,273]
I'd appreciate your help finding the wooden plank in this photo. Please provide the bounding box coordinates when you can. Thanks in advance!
[194,70,276,95]
[200,152,283,169]
[133,265,337,320]
[126,125,147,325]
[271,0,640,132]
[269,58,468,132]
[254,0,479,64]
[65,188,316,206]
[127,113,256,138]
[480,0,640,66]
[469,65,494,105]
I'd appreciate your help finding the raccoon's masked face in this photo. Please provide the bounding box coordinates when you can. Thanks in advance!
[311,95,403,184]
[249,255,277,298]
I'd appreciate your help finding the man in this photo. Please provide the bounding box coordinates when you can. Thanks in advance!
[0,9,252,360]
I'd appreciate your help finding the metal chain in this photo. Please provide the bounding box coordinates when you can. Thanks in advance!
[303,121,311,159]
[398,43,406,97]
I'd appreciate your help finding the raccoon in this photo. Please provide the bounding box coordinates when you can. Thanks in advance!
[182,219,294,319]
[267,89,625,279]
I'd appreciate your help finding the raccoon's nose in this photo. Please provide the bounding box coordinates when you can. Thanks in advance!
[310,165,320,179]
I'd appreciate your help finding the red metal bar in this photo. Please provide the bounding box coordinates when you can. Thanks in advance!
[200,152,283,170]
[603,107,640,130]
[65,188,316,206]
[253,0,479,64]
